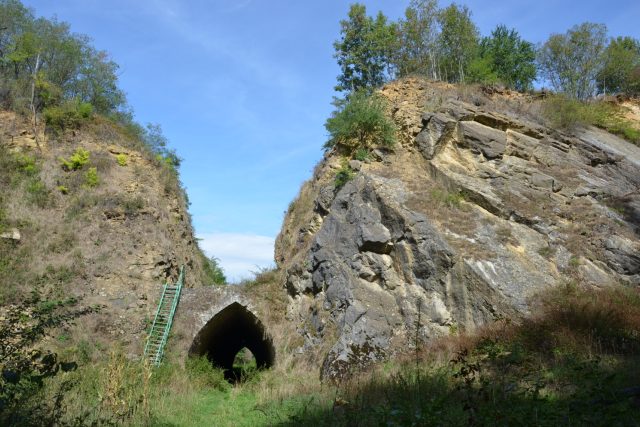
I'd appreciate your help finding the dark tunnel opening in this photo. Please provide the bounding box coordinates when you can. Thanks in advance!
[188,302,275,382]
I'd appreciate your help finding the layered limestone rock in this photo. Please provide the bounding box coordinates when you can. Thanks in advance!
[275,78,640,380]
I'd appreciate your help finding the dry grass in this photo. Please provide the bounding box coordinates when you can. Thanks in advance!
[15,282,639,426]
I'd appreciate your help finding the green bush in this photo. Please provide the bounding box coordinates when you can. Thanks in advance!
[335,159,355,189]
[543,95,640,145]
[354,148,370,161]
[26,178,50,208]
[115,153,128,166]
[325,91,396,154]
[542,95,587,128]
[60,148,90,171]
[14,153,38,176]
[43,99,93,133]
[203,255,226,286]
[431,188,464,208]
[186,356,230,392]
[121,196,144,216]
[84,167,99,188]
[467,55,500,85]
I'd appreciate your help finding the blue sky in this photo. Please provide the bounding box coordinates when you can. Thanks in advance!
[24,0,640,281]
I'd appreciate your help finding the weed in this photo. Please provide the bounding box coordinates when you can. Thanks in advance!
[543,95,640,145]
[431,188,464,208]
[84,167,99,188]
[122,196,144,216]
[116,153,128,166]
[56,185,69,194]
[47,231,77,254]
[44,99,93,133]
[76,340,93,363]
[26,178,50,208]
[537,245,556,258]
[14,153,38,175]
[202,254,226,285]
[60,148,90,171]
[496,226,514,244]
[65,194,100,220]
[354,148,370,161]
[37,264,79,287]
[334,159,355,189]
[186,356,230,392]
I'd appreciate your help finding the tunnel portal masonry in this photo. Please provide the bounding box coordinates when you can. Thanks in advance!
[171,286,275,375]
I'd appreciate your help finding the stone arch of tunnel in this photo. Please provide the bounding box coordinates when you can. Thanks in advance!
[188,302,275,377]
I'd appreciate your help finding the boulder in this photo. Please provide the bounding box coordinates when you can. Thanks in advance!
[0,228,20,241]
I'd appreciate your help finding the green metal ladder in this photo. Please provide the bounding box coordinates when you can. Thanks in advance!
[144,265,184,366]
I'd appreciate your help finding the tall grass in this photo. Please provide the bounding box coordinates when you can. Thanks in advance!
[543,95,640,144]
[23,283,640,426]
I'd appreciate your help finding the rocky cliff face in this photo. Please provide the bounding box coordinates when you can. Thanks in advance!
[0,112,210,355]
[275,78,640,380]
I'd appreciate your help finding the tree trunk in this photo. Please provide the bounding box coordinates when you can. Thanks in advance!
[30,52,41,151]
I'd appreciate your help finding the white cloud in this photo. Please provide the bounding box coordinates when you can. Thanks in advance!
[197,232,275,283]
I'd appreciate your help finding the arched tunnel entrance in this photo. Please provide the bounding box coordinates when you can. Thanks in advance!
[188,302,275,382]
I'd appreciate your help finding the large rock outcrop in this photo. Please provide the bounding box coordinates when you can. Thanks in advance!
[275,78,640,380]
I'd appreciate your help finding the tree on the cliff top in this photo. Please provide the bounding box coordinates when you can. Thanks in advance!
[598,36,640,96]
[393,0,439,79]
[479,24,537,90]
[333,3,396,94]
[436,3,479,83]
[538,22,608,100]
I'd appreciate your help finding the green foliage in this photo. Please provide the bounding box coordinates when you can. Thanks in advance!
[354,147,370,161]
[431,188,464,208]
[115,153,128,166]
[0,1,126,117]
[0,292,96,425]
[537,246,556,258]
[14,153,38,176]
[333,3,397,94]
[325,91,396,154]
[393,0,439,78]
[203,255,227,286]
[232,348,258,383]
[598,36,640,96]
[43,99,93,133]
[47,230,76,254]
[84,167,99,188]
[121,196,144,216]
[60,148,90,171]
[436,3,480,83]
[541,95,587,128]
[334,159,355,189]
[56,185,68,194]
[542,95,640,144]
[185,356,230,392]
[538,22,608,100]
[25,177,50,207]
[19,283,640,426]
[466,54,499,85]
[478,24,537,90]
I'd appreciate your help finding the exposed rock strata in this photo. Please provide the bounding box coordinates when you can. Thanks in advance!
[275,78,640,380]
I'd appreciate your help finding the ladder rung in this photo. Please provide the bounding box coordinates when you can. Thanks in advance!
[144,266,184,364]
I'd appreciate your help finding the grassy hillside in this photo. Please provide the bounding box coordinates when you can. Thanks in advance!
[0,110,223,424]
